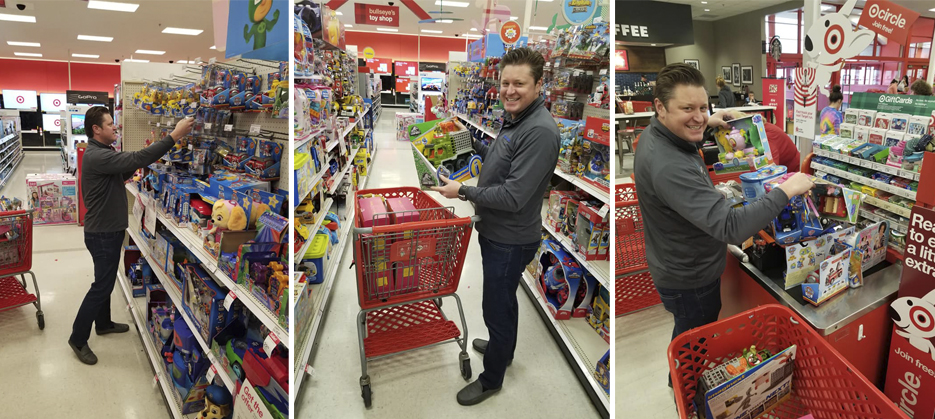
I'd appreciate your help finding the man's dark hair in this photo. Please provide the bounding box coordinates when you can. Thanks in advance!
[500,47,545,83]
[85,106,111,140]
[910,79,933,96]
[654,63,706,111]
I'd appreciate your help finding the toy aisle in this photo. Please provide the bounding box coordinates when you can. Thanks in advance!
[0,1,290,418]
[616,1,935,419]
[292,1,610,417]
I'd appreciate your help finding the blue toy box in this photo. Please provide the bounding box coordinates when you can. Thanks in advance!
[535,239,584,320]
[179,263,229,344]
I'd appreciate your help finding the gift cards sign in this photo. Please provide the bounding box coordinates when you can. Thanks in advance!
[885,206,935,417]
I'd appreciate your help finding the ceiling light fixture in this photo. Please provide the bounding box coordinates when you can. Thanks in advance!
[7,41,40,47]
[509,16,518,20]
[0,13,36,22]
[72,54,100,58]
[651,44,657,46]
[437,19,454,23]
[470,28,478,31]
[209,45,216,49]
[335,11,343,15]
[135,49,166,55]
[87,0,139,12]
[421,29,443,34]
[123,58,149,63]
[701,1,707,3]
[704,9,710,11]
[176,60,191,64]
[435,1,469,7]
[14,52,42,57]
[345,24,353,28]
[162,27,203,36]
[528,26,548,31]
[78,35,114,42]
[377,28,398,32]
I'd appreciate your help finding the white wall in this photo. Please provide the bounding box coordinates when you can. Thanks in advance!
[120,62,191,84]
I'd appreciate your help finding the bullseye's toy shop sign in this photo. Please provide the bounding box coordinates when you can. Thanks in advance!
[885,205,935,417]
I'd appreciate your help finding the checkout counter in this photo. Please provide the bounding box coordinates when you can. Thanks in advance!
[720,244,902,389]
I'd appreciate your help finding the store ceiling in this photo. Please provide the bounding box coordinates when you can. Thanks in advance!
[327,0,593,39]
[658,0,935,20]
[0,0,219,64]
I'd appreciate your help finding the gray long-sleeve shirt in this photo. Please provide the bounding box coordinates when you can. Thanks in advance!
[633,117,789,290]
[462,96,559,245]
[82,135,176,233]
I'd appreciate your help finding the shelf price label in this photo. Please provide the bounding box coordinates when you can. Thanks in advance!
[263,332,280,356]
[224,290,237,311]
[597,204,610,219]
[205,123,213,130]
[224,124,234,132]
[249,124,262,135]
[206,365,217,383]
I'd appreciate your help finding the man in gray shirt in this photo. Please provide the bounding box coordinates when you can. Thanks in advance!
[633,64,813,385]
[433,47,559,406]
[68,106,193,365]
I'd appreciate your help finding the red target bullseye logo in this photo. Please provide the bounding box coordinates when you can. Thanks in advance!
[16,96,24,104]
[53,99,61,107]
[54,119,61,127]
[910,306,934,333]
[824,25,844,55]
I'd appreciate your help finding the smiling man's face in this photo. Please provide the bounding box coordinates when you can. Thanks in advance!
[655,84,709,143]
[500,64,542,119]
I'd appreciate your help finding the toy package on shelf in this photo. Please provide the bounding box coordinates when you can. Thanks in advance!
[801,237,853,305]
[712,114,774,174]
[533,239,585,320]
[26,173,78,225]
[695,345,796,419]
[579,116,611,188]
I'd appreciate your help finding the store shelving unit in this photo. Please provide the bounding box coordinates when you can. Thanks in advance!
[552,169,611,205]
[294,143,378,394]
[539,205,610,288]
[0,133,23,191]
[126,184,289,342]
[520,270,609,417]
[454,112,499,139]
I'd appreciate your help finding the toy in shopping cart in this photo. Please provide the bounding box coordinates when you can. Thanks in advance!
[696,345,796,419]
[200,385,233,419]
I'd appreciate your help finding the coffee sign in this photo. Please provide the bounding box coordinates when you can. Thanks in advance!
[857,0,920,44]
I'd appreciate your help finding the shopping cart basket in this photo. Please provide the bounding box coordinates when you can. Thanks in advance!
[614,184,660,316]
[352,187,478,407]
[0,210,42,329]
[669,304,908,419]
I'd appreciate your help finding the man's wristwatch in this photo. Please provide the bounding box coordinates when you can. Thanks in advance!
[458,185,468,201]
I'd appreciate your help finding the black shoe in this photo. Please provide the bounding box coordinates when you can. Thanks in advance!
[457,380,501,406]
[96,322,130,335]
[68,340,98,365]
[472,338,488,354]
[472,338,513,365]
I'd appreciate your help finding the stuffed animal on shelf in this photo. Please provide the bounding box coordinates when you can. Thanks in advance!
[206,200,248,252]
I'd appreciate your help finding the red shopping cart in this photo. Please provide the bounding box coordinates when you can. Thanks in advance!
[669,304,908,419]
[352,187,477,407]
[614,184,661,316]
[0,210,43,329]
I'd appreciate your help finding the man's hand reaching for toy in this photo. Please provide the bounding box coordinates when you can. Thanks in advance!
[431,177,463,199]
[707,110,733,129]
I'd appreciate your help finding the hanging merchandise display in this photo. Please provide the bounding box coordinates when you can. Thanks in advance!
[292,10,380,395]
[117,57,290,419]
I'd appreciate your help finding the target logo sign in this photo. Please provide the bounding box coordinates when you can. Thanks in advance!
[16,96,24,104]
[54,119,61,127]
[53,99,61,107]
[824,24,845,55]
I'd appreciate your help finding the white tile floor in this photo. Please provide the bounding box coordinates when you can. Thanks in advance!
[296,109,600,417]
[0,151,169,418]
[616,305,678,418]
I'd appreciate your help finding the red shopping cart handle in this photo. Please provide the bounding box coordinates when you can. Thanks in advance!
[355,215,480,235]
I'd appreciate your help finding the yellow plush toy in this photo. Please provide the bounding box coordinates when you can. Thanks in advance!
[206,200,248,253]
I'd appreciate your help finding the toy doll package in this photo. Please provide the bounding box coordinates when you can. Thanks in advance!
[27,173,78,225]
[712,115,774,174]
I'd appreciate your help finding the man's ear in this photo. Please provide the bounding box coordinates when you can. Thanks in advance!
[654,98,666,117]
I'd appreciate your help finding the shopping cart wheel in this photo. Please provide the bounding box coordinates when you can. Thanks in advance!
[460,358,471,380]
[36,311,44,330]
[361,384,372,408]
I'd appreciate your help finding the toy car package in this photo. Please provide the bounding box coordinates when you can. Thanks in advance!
[698,345,796,419]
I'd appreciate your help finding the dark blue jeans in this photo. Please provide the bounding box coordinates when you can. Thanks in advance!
[477,235,540,390]
[70,231,126,347]
[656,278,722,385]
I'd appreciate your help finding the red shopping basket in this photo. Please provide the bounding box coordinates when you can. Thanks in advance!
[615,271,660,316]
[669,304,908,419]
[0,210,43,330]
[353,187,474,310]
